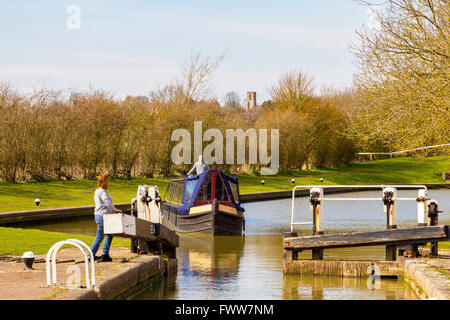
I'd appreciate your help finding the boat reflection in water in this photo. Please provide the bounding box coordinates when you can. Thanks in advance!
[134,234,245,300]
[179,234,245,279]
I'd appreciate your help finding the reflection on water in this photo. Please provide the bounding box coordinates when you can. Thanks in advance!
[179,235,244,278]
[26,189,449,300]
[135,234,416,300]
[283,274,417,300]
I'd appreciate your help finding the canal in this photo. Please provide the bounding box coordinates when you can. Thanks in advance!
[28,189,449,300]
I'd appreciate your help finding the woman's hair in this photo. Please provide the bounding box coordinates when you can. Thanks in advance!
[97,174,109,190]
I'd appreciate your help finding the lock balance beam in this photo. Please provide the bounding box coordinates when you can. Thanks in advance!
[284,226,449,261]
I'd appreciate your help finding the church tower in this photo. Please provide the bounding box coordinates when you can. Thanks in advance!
[246,92,257,112]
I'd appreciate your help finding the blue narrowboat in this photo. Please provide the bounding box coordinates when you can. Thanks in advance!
[161,170,245,235]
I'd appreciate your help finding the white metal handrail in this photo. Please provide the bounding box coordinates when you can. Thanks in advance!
[290,185,428,232]
[46,239,95,288]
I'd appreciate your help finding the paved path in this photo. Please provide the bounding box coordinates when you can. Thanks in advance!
[401,248,450,300]
[0,247,164,300]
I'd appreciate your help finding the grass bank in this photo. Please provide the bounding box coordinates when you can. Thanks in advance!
[0,156,448,213]
[0,227,130,256]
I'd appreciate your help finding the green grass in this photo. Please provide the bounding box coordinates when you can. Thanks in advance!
[0,177,169,213]
[0,227,130,256]
[238,155,449,193]
[437,242,450,249]
[0,156,448,213]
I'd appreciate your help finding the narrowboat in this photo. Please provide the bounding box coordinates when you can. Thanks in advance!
[161,169,245,235]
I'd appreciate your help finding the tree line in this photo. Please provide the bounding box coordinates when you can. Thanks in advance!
[0,73,355,182]
[348,0,449,152]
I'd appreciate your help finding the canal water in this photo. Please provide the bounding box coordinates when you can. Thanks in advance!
[29,189,450,300]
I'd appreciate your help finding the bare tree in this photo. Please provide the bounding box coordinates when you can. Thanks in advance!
[268,70,315,113]
[178,50,226,105]
[223,91,242,109]
[0,83,26,182]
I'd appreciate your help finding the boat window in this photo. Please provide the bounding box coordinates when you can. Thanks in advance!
[165,180,183,205]
[197,174,212,202]
[166,185,174,203]
[183,178,197,203]
[215,175,230,202]
[174,183,183,204]
[228,180,240,203]
[164,185,172,201]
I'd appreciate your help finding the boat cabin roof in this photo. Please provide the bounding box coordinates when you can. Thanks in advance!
[165,169,244,215]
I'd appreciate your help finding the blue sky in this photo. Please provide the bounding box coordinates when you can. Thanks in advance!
[0,1,370,102]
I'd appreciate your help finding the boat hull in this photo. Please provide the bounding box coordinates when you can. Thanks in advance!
[161,202,244,236]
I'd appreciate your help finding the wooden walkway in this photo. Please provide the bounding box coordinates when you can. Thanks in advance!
[284,226,450,261]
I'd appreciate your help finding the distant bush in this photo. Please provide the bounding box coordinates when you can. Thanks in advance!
[247,166,261,176]
[277,166,295,176]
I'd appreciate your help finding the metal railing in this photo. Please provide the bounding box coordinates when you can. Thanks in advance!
[46,239,95,288]
[290,185,429,233]
[357,143,450,157]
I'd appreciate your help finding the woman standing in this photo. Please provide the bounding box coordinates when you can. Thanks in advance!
[91,174,123,262]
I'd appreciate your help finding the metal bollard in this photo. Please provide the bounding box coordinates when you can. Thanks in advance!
[310,187,323,235]
[382,187,397,261]
[310,187,324,259]
[382,187,397,230]
[416,189,429,227]
[428,199,441,256]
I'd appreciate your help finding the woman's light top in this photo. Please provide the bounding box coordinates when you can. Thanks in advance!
[94,188,116,216]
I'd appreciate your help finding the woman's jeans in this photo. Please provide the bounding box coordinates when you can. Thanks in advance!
[91,214,113,256]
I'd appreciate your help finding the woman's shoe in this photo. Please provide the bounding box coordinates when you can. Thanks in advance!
[88,255,101,262]
[101,254,113,262]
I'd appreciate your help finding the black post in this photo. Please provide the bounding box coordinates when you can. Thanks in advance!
[383,190,398,260]
[312,248,324,260]
[428,201,440,256]
[147,241,163,255]
[386,245,397,261]
[130,239,138,253]
[284,250,299,261]
[130,200,138,253]
[164,247,176,259]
